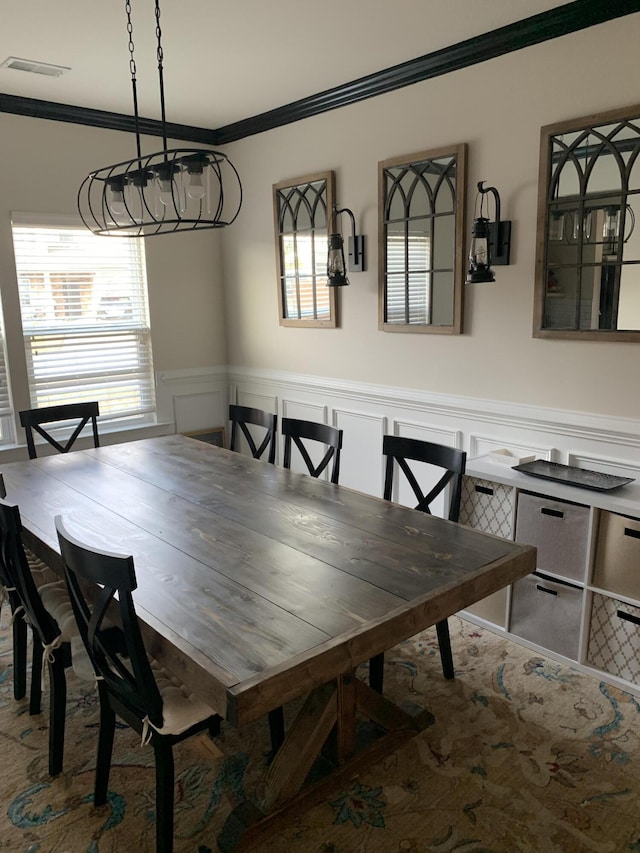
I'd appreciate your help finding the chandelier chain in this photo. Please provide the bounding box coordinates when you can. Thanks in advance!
[124,0,141,159]
[125,0,136,81]
[155,0,163,68]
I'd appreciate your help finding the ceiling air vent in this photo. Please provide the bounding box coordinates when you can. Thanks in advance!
[1,56,70,77]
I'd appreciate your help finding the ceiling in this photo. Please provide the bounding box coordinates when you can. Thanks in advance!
[2,0,573,132]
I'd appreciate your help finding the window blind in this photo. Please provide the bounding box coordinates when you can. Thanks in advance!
[11,221,156,425]
[0,313,13,443]
[385,232,432,324]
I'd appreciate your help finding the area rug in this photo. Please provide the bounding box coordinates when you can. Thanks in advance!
[2,609,640,852]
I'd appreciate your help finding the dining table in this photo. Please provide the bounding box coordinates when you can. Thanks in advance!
[1,434,536,849]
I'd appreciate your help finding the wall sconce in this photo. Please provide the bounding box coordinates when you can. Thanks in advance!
[466,181,512,284]
[327,206,366,286]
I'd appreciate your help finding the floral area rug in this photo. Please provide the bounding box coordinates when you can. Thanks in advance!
[2,608,640,853]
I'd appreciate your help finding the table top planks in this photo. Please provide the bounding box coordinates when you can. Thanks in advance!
[1,435,536,725]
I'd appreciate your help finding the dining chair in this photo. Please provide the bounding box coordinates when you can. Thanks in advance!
[281,418,343,484]
[369,435,467,693]
[0,473,27,701]
[0,498,92,775]
[55,516,221,853]
[19,401,100,459]
[228,404,277,464]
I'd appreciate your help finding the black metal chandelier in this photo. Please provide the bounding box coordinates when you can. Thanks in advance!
[77,0,242,237]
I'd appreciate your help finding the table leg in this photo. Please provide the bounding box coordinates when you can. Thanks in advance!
[256,681,338,812]
[335,672,357,762]
[217,673,435,852]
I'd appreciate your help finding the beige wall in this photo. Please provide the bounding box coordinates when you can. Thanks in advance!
[0,113,226,417]
[221,15,640,421]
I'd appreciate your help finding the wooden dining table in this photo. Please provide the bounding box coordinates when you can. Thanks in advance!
[1,434,536,847]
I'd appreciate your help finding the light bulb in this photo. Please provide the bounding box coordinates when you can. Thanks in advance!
[603,208,619,241]
[158,177,174,207]
[549,212,564,241]
[107,178,126,215]
[187,171,205,200]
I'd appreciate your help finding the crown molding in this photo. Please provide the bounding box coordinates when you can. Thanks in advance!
[1,0,638,144]
[0,93,220,144]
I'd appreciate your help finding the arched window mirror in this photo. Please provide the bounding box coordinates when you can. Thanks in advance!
[273,171,337,328]
[378,144,467,334]
[534,104,640,340]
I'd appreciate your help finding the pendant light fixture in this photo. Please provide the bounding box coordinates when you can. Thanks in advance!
[77,0,242,237]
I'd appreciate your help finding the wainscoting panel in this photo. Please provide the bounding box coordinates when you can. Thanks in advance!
[174,392,223,435]
[470,434,556,463]
[156,367,227,436]
[567,452,640,478]
[236,389,278,415]
[334,408,387,496]
[389,419,462,514]
[280,400,329,476]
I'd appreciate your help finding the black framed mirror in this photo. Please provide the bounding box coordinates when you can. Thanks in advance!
[534,104,640,341]
[378,144,467,335]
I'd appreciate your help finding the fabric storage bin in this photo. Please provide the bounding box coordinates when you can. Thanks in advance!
[459,477,515,538]
[509,571,582,659]
[592,511,640,601]
[515,492,589,582]
[459,477,515,628]
[587,593,640,684]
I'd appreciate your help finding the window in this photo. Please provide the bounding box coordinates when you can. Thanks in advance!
[273,171,338,327]
[0,315,13,444]
[11,216,156,426]
[379,145,467,334]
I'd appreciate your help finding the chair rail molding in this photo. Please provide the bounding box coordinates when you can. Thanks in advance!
[227,365,640,452]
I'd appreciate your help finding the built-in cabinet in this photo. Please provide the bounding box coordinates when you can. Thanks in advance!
[459,456,640,697]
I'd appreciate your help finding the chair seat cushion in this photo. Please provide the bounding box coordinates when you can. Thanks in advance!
[145,661,217,739]
[26,550,59,588]
[37,581,93,681]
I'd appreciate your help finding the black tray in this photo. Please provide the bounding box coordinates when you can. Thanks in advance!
[512,460,634,492]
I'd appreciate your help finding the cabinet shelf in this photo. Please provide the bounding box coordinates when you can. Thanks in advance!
[459,455,640,697]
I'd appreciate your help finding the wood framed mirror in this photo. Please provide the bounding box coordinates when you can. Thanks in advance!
[273,171,337,328]
[378,144,467,335]
[534,104,640,341]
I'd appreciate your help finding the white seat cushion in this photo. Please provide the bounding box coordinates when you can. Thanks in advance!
[26,549,59,588]
[143,660,217,739]
[37,581,94,681]
[38,581,77,642]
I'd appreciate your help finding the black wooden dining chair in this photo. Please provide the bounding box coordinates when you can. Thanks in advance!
[0,499,93,775]
[0,473,27,701]
[281,418,343,484]
[229,404,277,464]
[369,435,467,693]
[19,401,100,459]
[55,516,221,853]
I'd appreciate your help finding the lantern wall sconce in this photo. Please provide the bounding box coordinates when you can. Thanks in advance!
[327,205,366,286]
[466,181,512,284]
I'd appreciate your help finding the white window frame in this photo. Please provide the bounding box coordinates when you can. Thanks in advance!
[11,213,157,433]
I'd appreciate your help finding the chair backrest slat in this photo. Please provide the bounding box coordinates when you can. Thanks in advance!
[229,404,277,464]
[382,435,466,522]
[55,517,164,727]
[0,499,59,646]
[282,418,343,484]
[19,402,100,459]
